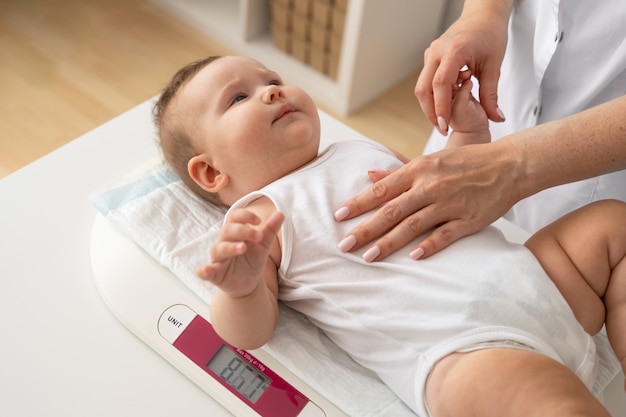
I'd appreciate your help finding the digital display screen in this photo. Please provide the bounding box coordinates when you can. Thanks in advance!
[206,345,272,403]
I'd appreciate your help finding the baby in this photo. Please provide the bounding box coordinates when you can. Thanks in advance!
[153,55,626,417]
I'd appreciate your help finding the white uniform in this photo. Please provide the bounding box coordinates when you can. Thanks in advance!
[228,140,597,417]
[424,0,626,233]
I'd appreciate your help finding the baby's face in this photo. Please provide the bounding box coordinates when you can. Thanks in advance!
[176,56,321,201]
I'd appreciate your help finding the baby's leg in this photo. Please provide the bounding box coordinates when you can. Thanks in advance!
[524,199,626,382]
[426,348,610,417]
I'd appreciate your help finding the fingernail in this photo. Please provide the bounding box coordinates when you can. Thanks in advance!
[334,206,350,221]
[362,245,381,263]
[368,170,386,181]
[338,235,357,252]
[409,247,425,260]
[437,116,448,135]
[496,107,506,121]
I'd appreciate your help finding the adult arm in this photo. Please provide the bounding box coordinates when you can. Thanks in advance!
[335,95,626,261]
[415,0,512,133]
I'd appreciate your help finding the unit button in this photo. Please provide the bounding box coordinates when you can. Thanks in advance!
[158,304,198,343]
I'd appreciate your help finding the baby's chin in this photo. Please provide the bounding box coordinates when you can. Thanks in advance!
[283,121,320,149]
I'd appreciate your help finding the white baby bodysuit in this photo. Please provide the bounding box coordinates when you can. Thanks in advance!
[228,139,597,416]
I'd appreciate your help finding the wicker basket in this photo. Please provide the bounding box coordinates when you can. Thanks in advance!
[270,0,347,79]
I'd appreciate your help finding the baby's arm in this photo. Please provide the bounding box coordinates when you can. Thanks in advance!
[198,203,284,350]
[446,73,491,148]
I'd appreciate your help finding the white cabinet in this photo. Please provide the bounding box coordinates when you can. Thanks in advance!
[152,0,445,115]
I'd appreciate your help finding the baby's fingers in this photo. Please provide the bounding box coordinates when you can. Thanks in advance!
[197,263,219,282]
[453,77,474,102]
[263,211,285,237]
[210,240,247,263]
[219,220,263,245]
[227,208,262,226]
[209,211,284,265]
[200,240,249,283]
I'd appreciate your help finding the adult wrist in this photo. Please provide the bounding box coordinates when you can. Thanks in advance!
[495,129,552,205]
[461,0,514,24]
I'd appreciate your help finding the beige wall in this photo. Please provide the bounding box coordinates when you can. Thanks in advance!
[441,0,463,32]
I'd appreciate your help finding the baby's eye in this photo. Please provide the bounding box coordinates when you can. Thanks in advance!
[230,93,247,105]
[269,79,282,86]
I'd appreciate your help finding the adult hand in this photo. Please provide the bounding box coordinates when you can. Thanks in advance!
[334,141,521,261]
[415,0,511,134]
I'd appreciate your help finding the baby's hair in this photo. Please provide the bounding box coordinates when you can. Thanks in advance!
[153,55,224,205]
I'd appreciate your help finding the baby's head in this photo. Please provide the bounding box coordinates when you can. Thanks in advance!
[153,55,321,206]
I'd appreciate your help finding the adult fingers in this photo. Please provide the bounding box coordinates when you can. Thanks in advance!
[357,203,446,261]
[409,219,479,260]
[334,164,414,224]
[430,62,457,134]
[417,54,473,135]
[361,205,490,262]
[415,49,441,127]
[337,182,430,255]
[367,169,392,183]
[477,65,504,122]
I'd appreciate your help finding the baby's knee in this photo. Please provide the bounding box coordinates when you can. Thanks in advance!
[577,199,626,239]
[427,349,537,416]
[426,348,607,417]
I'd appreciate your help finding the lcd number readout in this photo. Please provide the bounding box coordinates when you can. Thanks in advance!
[206,345,272,403]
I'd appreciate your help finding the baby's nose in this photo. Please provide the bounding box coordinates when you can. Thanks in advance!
[263,85,284,103]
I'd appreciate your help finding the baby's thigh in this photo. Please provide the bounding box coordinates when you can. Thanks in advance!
[426,348,608,417]
[526,200,625,281]
[524,201,621,333]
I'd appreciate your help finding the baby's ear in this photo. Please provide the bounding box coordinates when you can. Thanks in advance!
[188,154,229,193]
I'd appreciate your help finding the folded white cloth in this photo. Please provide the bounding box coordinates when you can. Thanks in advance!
[93,157,620,417]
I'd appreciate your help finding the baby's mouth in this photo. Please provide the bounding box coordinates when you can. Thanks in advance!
[274,104,296,123]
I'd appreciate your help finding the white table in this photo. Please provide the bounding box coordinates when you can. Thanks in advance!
[0,101,231,416]
[1,100,623,416]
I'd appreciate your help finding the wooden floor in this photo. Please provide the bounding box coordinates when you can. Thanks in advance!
[0,0,432,179]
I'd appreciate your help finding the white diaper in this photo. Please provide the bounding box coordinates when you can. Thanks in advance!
[418,327,598,417]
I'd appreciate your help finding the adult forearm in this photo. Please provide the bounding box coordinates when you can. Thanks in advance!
[460,0,514,22]
[504,95,626,202]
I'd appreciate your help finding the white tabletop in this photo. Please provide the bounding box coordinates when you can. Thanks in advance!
[0,100,231,416]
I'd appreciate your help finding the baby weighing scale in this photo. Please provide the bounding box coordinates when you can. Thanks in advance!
[90,214,348,417]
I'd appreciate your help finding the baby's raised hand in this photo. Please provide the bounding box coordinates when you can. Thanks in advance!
[197,208,284,298]
[444,71,491,148]
[449,73,489,136]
